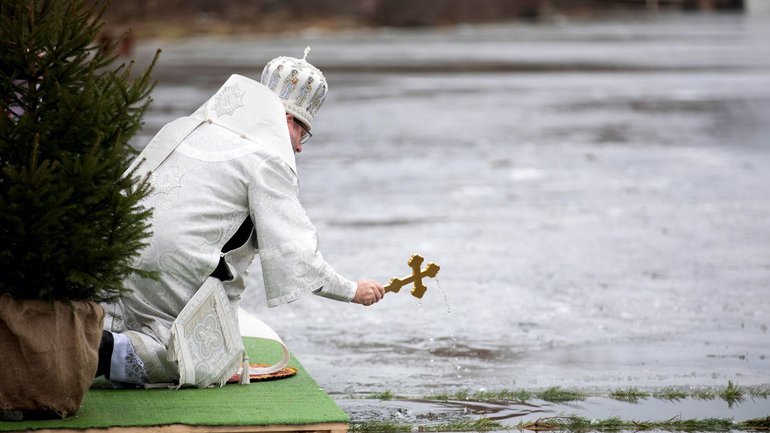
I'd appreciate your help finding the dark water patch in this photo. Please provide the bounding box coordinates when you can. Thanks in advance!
[593,124,634,144]
[319,62,749,75]
[141,59,686,85]
[332,337,509,360]
[541,123,663,146]
[553,97,753,115]
[326,218,437,228]
[550,96,770,135]
[429,344,500,361]
[136,58,757,85]
[334,86,484,103]
[413,398,548,421]
[135,63,263,86]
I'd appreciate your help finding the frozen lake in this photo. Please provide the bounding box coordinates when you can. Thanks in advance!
[131,12,770,421]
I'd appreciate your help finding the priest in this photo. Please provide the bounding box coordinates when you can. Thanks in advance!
[97,49,384,387]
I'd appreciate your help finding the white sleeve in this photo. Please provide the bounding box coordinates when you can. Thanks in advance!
[314,278,357,302]
[249,156,355,306]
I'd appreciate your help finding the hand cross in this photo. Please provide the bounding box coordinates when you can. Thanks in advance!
[384,254,440,299]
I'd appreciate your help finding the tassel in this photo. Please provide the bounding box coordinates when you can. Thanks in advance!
[239,353,251,385]
[303,46,311,61]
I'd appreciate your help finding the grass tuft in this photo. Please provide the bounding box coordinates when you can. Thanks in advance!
[424,392,453,401]
[720,381,744,406]
[692,388,718,400]
[370,390,397,400]
[653,387,689,401]
[518,415,738,432]
[748,386,770,399]
[472,389,534,402]
[453,389,471,401]
[538,386,587,402]
[422,382,769,406]
[426,390,471,401]
[352,415,770,432]
[610,387,649,403]
[418,418,504,432]
[350,421,412,433]
[741,416,770,430]
[428,388,533,403]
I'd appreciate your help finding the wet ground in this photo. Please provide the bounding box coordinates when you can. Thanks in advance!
[131,12,770,425]
[339,395,770,427]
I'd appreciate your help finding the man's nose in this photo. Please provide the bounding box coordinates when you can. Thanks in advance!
[294,143,302,153]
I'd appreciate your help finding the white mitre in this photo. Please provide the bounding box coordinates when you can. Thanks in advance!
[261,47,328,131]
[127,74,295,178]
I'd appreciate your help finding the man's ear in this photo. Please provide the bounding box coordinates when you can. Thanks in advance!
[285,113,293,122]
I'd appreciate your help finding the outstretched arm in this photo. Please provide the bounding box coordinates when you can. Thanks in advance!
[250,155,382,306]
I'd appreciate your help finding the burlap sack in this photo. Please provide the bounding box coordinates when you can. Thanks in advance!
[0,294,104,418]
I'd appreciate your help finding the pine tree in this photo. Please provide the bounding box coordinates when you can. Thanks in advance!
[0,0,159,302]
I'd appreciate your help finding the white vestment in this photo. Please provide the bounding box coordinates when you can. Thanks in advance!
[104,75,356,386]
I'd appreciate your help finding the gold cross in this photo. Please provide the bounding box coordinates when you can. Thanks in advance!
[384,254,440,299]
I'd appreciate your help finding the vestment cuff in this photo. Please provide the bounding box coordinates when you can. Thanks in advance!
[315,277,357,302]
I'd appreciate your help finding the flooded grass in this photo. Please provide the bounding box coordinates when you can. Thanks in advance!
[418,382,769,406]
[518,416,742,432]
[350,419,505,433]
[749,387,770,399]
[419,418,505,432]
[350,421,412,433]
[692,389,720,401]
[426,387,583,403]
[653,387,690,402]
[720,381,745,406]
[742,416,770,430]
[348,382,769,432]
[610,387,649,403]
[369,390,397,401]
[539,387,587,403]
[473,389,535,403]
[650,383,770,404]
[350,416,770,432]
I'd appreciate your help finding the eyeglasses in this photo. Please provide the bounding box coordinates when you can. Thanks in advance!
[296,119,312,144]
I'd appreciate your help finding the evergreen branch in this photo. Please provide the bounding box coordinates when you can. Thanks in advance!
[1,0,159,302]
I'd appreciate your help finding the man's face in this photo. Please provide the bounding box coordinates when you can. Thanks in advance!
[286,114,309,153]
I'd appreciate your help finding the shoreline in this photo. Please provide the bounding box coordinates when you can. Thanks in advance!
[105,8,746,42]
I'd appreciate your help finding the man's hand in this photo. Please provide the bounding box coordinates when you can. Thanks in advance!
[352,279,385,306]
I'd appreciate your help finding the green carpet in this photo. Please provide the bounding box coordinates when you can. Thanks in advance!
[0,337,349,431]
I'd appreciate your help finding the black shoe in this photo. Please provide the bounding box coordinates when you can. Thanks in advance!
[96,330,114,379]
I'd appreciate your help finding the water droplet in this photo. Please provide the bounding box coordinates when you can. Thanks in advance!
[436,279,459,349]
